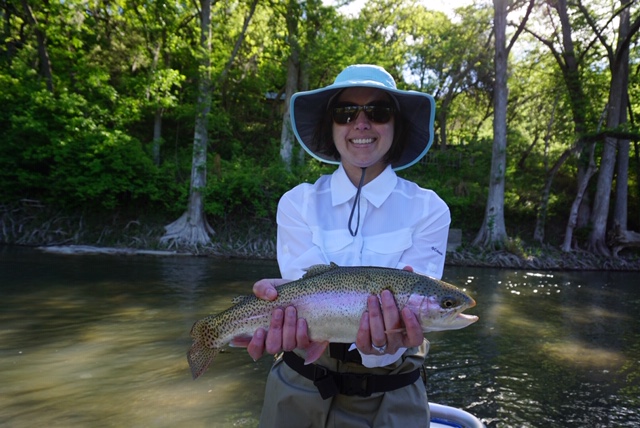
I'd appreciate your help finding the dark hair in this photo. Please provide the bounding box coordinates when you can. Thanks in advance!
[310,92,407,166]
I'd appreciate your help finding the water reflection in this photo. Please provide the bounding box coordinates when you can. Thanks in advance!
[429,268,640,427]
[0,246,638,427]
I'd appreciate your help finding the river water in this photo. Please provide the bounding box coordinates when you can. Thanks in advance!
[0,246,638,427]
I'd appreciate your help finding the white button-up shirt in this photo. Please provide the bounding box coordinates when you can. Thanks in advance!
[276,164,450,367]
[277,164,450,280]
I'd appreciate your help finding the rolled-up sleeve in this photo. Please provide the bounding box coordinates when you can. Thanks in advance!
[277,185,327,280]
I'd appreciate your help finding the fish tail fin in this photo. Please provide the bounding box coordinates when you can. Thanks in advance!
[187,340,219,380]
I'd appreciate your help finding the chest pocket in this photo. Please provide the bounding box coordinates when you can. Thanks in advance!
[362,229,413,265]
[311,228,354,254]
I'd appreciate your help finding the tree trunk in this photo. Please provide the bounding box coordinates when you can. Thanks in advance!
[20,0,54,92]
[612,3,631,246]
[279,0,301,168]
[543,0,593,247]
[614,139,630,230]
[147,29,162,167]
[152,107,162,166]
[587,0,633,256]
[634,138,640,227]
[532,93,561,242]
[280,53,299,167]
[161,0,214,248]
[473,0,508,248]
[437,94,453,150]
[610,222,640,257]
[561,141,597,251]
[216,0,258,90]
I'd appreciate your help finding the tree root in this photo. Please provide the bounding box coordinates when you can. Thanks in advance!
[160,212,215,249]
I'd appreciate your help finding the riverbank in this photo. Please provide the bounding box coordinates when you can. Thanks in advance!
[3,204,639,271]
[33,242,640,272]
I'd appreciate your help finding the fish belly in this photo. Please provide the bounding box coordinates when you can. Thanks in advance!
[293,291,367,343]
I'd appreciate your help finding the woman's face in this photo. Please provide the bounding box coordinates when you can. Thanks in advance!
[332,87,395,183]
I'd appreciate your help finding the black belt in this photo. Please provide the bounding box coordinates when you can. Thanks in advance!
[282,351,420,400]
[329,342,362,364]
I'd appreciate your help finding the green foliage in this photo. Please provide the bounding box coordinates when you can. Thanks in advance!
[0,0,639,253]
[205,158,297,220]
[400,141,493,232]
[205,156,298,221]
[0,85,163,210]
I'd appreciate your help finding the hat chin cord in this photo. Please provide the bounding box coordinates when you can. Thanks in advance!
[348,167,367,237]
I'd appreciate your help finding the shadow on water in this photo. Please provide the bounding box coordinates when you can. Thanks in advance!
[0,246,279,427]
[0,246,638,427]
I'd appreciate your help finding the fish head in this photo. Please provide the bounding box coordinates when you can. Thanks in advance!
[409,277,478,332]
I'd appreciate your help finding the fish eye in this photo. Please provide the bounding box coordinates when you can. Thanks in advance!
[441,297,457,308]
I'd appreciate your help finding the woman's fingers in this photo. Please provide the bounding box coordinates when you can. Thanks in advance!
[281,306,298,351]
[253,278,290,301]
[356,310,372,350]
[379,290,405,353]
[250,305,310,359]
[367,294,388,350]
[401,307,424,347]
[357,290,424,355]
[247,328,266,361]
[264,308,284,354]
[296,318,310,349]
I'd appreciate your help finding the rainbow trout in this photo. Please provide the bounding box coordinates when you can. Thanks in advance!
[187,263,478,379]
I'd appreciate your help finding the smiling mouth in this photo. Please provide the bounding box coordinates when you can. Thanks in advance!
[350,138,375,145]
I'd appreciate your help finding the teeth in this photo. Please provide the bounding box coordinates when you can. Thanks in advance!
[351,138,374,145]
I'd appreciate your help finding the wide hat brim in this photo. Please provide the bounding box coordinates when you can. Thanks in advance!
[290,64,435,171]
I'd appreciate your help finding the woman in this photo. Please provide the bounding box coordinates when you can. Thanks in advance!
[248,64,450,427]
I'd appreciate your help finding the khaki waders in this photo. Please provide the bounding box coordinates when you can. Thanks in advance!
[258,341,430,428]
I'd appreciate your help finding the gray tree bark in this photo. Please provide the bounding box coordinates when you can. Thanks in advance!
[279,0,301,168]
[473,0,509,248]
[161,0,215,248]
[587,0,639,255]
[473,0,533,249]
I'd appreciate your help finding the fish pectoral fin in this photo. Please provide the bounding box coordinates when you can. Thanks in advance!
[384,327,406,334]
[303,341,330,365]
[229,334,253,348]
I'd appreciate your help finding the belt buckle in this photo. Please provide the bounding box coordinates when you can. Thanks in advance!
[311,364,339,400]
[312,364,329,381]
[341,373,373,397]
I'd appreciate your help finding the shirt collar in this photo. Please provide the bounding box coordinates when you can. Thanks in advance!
[331,164,397,208]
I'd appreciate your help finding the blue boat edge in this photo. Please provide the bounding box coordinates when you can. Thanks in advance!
[429,402,485,428]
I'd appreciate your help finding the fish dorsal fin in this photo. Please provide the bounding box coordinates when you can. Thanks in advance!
[302,262,340,279]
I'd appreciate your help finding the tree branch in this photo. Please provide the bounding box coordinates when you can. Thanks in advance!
[506,0,535,55]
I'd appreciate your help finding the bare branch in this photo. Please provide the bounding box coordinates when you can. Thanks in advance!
[507,0,535,54]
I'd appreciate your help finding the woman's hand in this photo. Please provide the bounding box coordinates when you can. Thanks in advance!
[247,278,310,361]
[355,265,424,355]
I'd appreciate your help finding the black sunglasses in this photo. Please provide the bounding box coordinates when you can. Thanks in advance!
[331,103,395,125]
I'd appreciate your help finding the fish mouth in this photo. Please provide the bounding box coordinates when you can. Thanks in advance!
[457,313,479,324]
[442,312,479,331]
[422,310,478,332]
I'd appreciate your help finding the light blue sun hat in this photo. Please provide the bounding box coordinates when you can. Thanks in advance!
[289,64,436,171]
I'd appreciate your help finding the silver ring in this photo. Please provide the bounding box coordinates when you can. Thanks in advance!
[372,342,387,354]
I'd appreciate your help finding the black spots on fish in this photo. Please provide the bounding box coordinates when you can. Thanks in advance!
[231,294,254,304]
[193,317,219,348]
